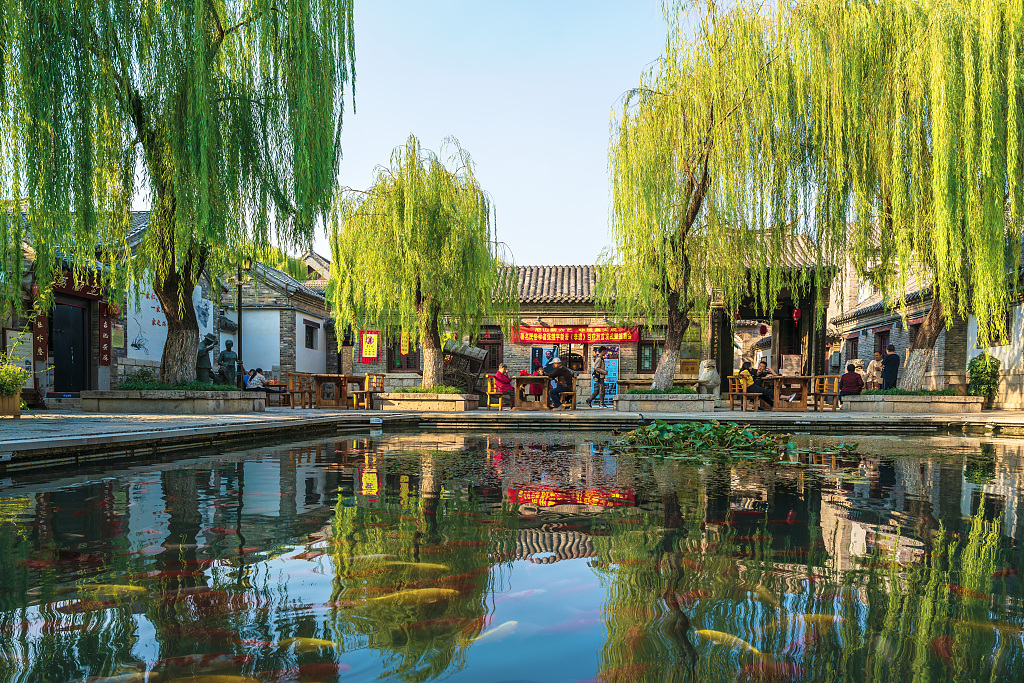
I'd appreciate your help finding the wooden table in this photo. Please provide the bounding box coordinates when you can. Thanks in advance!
[312,374,351,409]
[761,375,812,411]
[512,376,550,410]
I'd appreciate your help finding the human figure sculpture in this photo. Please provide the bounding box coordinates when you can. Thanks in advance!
[697,359,721,398]
[195,333,218,383]
[217,340,238,385]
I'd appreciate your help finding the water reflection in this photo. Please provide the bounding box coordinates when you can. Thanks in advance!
[0,432,1020,682]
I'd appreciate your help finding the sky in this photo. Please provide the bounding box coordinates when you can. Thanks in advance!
[310,0,667,266]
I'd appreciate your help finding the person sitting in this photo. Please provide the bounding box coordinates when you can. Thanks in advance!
[739,360,774,407]
[494,363,514,407]
[247,368,282,393]
[545,357,576,409]
[243,368,256,389]
[839,362,865,403]
[528,359,545,398]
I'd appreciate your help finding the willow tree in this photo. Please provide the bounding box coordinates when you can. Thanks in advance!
[598,1,828,389]
[790,0,1024,388]
[328,135,518,388]
[0,0,355,382]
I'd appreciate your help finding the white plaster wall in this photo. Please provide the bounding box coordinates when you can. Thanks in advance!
[221,310,282,373]
[126,283,214,361]
[295,312,327,374]
[967,303,1024,367]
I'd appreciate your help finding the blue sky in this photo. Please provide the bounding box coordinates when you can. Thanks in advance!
[311,0,666,266]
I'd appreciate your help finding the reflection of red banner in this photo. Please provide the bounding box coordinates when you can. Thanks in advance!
[508,488,635,508]
[510,326,639,344]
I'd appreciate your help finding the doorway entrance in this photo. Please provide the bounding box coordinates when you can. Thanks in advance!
[52,301,90,393]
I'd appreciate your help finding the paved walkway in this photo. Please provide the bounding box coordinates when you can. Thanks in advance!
[4,406,1024,473]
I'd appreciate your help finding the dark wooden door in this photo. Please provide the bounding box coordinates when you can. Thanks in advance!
[53,302,89,393]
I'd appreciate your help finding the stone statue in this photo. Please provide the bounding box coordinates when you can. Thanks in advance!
[195,333,218,383]
[697,359,722,398]
[217,340,238,385]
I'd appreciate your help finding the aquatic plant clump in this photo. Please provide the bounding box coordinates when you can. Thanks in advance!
[616,419,788,455]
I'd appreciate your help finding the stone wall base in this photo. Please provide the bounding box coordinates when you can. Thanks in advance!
[82,390,266,414]
[375,392,479,411]
[841,395,984,414]
[614,394,716,413]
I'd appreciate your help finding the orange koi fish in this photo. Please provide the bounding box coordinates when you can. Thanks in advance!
[948,584,989,600]
[930,635,956,670]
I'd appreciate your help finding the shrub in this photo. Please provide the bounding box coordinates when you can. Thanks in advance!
[862,388,956,396]
[967,354,1001,401]
[392,385,467,394]
[0,354,31,398]
[117,368,240,392]
[624,387,697,395]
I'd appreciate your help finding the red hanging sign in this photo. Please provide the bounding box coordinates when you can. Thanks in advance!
[510,326,639,344]
[359,330,380,363]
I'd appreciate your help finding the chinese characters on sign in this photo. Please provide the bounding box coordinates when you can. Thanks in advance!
[99,303,111,366]
[507,487,635,508]
[510,326,640,344]
[32,313,47,361]
[359,330,380,363]
[52,270,105,300]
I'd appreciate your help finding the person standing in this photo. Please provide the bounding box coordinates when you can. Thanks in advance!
[587,346,608,408]
[881,344,900,389]
[865,351,884,390]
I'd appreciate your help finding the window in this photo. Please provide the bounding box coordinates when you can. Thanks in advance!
[638,341,662,373]
[387,344,421,372]
[875,330,890,354]
[989,307,1015,347]
[303,319,320,349]
[845,338,859,362]
[476,331,503,372]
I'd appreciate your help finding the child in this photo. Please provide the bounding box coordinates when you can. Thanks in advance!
[494,363,514,407]
[839,362,865,404]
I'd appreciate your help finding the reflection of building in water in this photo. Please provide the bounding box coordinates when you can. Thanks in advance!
[959,442,1024,539]
[515,529,596,563]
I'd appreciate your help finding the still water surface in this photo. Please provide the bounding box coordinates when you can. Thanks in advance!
[0,431,1022,683]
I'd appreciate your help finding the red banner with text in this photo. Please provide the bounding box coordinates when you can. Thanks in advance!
[508,488,635,508]
[510,326,639,344]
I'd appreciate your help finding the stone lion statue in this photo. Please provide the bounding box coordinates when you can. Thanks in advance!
[697,359,721,398]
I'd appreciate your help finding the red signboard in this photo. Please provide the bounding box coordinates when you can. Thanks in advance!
[508,488,635,508]
[52,270,105,300]
[510,326,639,344]
[98,303,111,366]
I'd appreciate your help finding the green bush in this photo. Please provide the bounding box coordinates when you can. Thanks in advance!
[117,368,240,392]
[967,354,1001,401]
[0,354,31,398]
[624,387,697,395]
[392,385,467,394]
[863,388,956,396]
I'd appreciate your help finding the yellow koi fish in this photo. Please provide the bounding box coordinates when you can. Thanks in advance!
[959,619,1024,636]
[384,561,450,573]
[277,637,337,652]
[736,583,781,609]
[368,588,458,606]
[694,629,761,655]
[471,620,518,644]
[76,585,148,598]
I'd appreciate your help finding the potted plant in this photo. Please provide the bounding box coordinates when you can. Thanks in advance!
[0,353,31,418]
[967,354,1001,409]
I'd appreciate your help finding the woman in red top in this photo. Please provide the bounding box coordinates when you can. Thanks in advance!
[839,363,865,405]
[494,363,514,407]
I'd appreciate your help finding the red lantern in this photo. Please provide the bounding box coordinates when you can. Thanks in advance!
[734,311,741,320]
[792,308,802,322]
[759,324,768,336]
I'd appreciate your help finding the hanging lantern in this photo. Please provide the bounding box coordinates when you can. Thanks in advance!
[759,324,768,336]
[733,310,741,320]
[792,308,802,322]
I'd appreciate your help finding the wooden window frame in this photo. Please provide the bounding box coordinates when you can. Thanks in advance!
[638,340,662,373]
[387,344,421,372]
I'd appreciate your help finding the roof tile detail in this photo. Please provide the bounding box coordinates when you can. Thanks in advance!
[507,265,596,304]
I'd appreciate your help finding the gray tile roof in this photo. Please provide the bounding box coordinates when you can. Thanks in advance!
[831,283,929,325]
[507,265,597,304]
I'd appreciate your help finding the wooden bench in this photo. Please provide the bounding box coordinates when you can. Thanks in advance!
[727,375,762,411]
[351,372,385,410]
[286,373,315,409]
[485,375,512,410]
[810,375,841,412]
[554,377,577,410]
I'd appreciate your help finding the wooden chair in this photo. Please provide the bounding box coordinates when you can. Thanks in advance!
[485,375,511,410]
[811,375,841,412]
[351,373,385,410]
[286,373,315,409]
[727,375,761,411]
[555,377,578,410]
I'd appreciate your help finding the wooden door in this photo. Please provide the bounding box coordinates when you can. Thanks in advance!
[53,302,89,393]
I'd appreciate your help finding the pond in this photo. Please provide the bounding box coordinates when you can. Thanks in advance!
[0,430,1021,683]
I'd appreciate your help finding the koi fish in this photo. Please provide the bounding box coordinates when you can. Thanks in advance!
[258,663,354,680]
[736,583,781,609]
[77,584,148,598]
[383,561,449,572]
[930,635,956,670]
[436,567,491,586]
[695,629,761,655]
[54,600,116,614]
[350,553,396,562]
[291,551,324,561]
[958,619,1024,636]
[595,663,649,682]
[152,654,252,670]
[277,637,337,652]
[738,662,805,681]
[368,588,458,606]
[992,569,1018,579]
[625,624,644,657]
[673,590,711,607]
[781,631,822,655]
[948,584,989,600]
[471,620,518,643]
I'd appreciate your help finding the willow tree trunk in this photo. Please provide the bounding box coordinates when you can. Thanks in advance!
[652,292,691,390]
[154,270,201,385]
[899,287,944,391]
[420,319,444,389]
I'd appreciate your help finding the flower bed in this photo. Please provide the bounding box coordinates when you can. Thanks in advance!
[375,392,479,411]
[841,394,984,414]
[614,393,716,413]
[81,390,265,414]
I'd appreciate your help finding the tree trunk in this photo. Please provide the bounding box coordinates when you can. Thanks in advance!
[899,286,945,390]
[154,271,201,385]
[652,293,691,390]
[420,315,444,389]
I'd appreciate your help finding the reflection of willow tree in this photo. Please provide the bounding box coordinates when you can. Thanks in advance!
[327,452,509,683]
